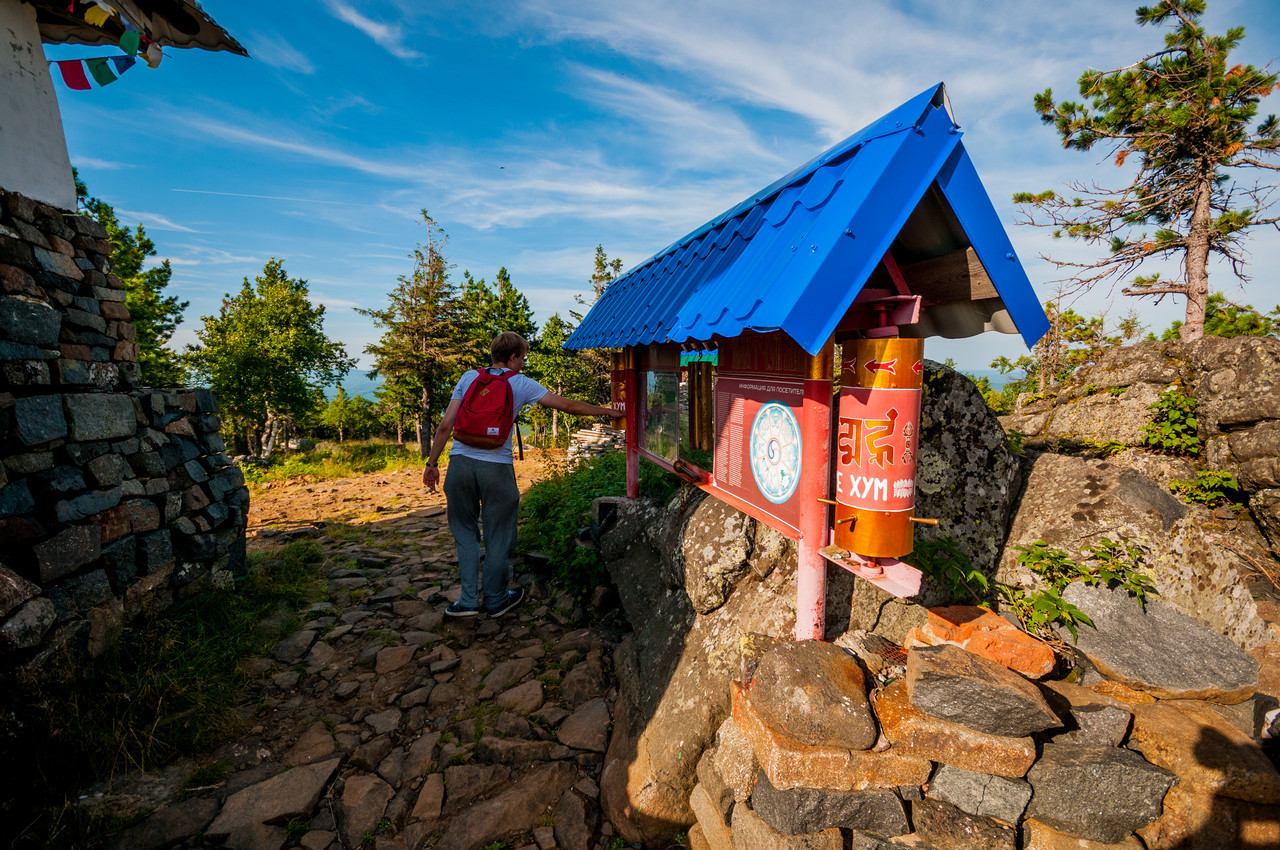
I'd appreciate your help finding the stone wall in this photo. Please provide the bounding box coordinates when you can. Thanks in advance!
[0,188,248,667]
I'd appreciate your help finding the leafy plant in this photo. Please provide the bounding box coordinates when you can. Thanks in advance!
[518,450,680,595]
[998,584,1094,641]
[903,537,990,606]
[1171,470,1242,506]
[1108,386,1125,398]
[1080,537,1157,603]
[1141,384,1201,456]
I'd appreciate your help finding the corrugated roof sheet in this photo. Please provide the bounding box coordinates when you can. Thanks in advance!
[566,84,1048,355]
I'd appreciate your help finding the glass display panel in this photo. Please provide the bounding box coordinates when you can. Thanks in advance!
[645,370,679,461]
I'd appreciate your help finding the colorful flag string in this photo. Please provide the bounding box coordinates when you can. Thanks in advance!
[52,53,144,90]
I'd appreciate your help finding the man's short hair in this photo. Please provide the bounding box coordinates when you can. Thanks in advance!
[491,332,530,364]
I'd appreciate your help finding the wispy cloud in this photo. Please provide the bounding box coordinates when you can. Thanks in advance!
[73,156,130,170]
[242,32,316,74]
[116,209,199,232]
[322,0,422,60]
[171,188,380,207]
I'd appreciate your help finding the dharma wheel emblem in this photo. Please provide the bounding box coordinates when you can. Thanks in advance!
[749,401,801,504]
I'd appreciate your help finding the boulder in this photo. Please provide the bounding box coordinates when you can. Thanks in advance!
[205,758,341,844]
[1136,783,1280,849]
[1060,581,1259,703]
[339,774,394,849]
[682,496,754,613]
[908,605,1055,678]
[747,639,877,750]
[729,804,843,850]
[1001,452,1275,649]
[906,644,1060,737]
[436,761,577,850]
[912,363,1024,604]
[1025,743,1175,844]
[1022,818,1145,849]
[1128,699,1280,803]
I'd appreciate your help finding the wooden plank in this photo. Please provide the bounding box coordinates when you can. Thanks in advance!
[898,247,997,303]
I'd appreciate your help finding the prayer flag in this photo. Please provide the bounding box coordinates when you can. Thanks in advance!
[119,30,140,56]
[84,5,110,26]
[56,60,91,90]
[144,42,163,69]
[85,58,118,86]
[109,55,136,75]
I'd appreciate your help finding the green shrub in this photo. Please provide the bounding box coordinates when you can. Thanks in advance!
[1171,470,1242,506]
[518,451,680,595]
[903,537,990,606]
[241,439,422,485]
[1141,385,1201,456]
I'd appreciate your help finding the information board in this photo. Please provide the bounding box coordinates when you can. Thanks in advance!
[712,375,805,531]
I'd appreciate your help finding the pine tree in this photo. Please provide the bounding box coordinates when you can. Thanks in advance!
[1015,0,1279,340]
[357,211,466,453]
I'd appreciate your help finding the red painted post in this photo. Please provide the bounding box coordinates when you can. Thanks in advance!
[624,348,641,499]
[795,338,834,641]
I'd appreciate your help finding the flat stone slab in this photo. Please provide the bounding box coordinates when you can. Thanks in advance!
[927,764,1031,827]
[749,639,877,750]
[872,681,1037,778]
[750,768,908,837]
[914,797,1017,850]
[205,758,341,842]
[558,697,611,753]
[1059,581,1259,703]
[732,683,931,792]
[917,605,1055,678]
[906,644,1061,737]
[1026,743,1175,844]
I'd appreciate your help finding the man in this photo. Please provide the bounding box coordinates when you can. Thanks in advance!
[423,331,619,618]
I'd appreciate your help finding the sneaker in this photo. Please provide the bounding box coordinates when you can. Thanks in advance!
[444,601,479,617]
[486,586,527,618]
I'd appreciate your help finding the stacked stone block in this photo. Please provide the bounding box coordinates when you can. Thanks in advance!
[0,188,248,666]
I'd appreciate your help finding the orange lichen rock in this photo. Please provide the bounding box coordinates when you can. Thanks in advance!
[907,606,1056,679]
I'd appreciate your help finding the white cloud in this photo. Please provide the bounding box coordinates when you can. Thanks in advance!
[242,32,316,74]
[115,209,199,232]
[73,156,130,170]
[322,0,423,61]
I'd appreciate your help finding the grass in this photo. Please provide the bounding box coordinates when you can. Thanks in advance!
[241,439,424,487]
[0,541,328,849]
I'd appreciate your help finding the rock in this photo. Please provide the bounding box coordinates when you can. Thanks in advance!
[906,644,1061,737]
[694,748,733,820]
[998,452,1272,650]
[283,721,336,766]
[682,496,754,613]
[689,783,733,850]
[870,675,1039,778]
[273,630,317,662]
[747,640,877,750]
[442,764,514,814]
[1128,699,1280,803]
[374,645,415,674]
[559,656,606,706]
[352,737,394,772]
[1025,743,1175,843]
[750,769,908,836]
[913,797,1018,850]
[436,761,577,850]
[110,795,218,850]
[483,657,537,694]
[496,680,544,715]
[1022,818,1145,849]
[364,709,401,735]
[1060,582,1260,703]
[732,682,931,792]
[729,804,843,850]
[558,698,611,752]
[926,765,1031,827]
[205,758,341,844]
[474,736,564,764]
[414,773,450,819]
[1135,783,1280,849]
[403,731,440,780]
[552,789,596,850]
[1050,703,1133,747]
[913,363,1024,601]
[712,716,759,802]
[913,606,1055,678]
[340,774,394,849]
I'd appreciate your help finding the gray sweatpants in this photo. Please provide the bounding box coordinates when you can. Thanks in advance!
[443,454,520,610]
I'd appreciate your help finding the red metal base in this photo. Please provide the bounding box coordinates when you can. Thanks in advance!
[820,545,921,598]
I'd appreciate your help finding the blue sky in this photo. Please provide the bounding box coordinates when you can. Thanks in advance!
[47,0,1280,381]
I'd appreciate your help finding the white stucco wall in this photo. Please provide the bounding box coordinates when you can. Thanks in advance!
[1,0,76,210]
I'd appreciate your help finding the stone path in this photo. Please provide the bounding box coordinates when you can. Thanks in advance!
[100,461,629,850]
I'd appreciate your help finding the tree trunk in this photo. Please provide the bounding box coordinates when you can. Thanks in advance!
[262,410,281,458]
[1179,171,1215,342]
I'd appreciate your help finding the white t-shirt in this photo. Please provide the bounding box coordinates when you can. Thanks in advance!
[448,368,548,465]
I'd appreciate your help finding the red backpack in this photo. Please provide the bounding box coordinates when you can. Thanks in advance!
[453,368,515,449]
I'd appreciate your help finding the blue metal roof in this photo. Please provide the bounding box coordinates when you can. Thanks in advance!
[566,84,1049,355]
